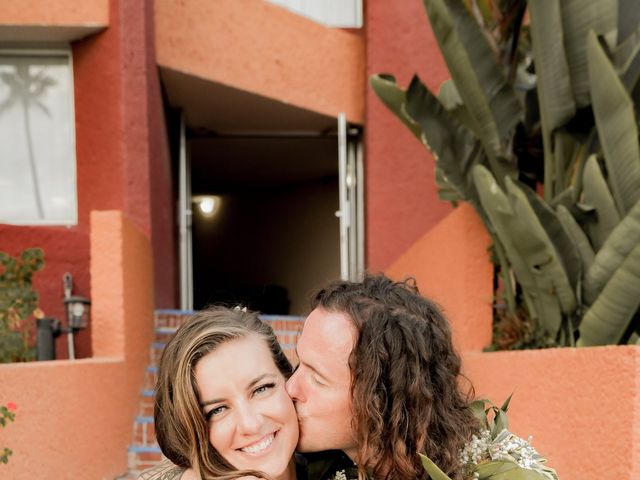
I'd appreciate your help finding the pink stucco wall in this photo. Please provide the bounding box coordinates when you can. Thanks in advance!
[155,0,365,124]
[366,0,453,270]
[120,0,177,308]
[0,211,154,478]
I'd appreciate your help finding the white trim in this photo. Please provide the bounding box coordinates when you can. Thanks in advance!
[267,0,363,28]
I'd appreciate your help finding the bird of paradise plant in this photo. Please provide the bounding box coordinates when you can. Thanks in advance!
[371,0,640,349]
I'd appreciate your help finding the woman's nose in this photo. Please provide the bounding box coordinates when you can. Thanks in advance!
[236,403,262,434]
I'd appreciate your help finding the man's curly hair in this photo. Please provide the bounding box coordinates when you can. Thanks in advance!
[312,274,479,480]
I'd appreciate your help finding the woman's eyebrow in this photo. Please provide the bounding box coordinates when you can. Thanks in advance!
[247,372,278,388]
[200,396,225,408]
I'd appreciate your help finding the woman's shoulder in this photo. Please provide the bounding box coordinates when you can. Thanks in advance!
[138,460,187,480]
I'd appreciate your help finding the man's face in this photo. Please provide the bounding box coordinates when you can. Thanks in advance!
[285,307,358,459]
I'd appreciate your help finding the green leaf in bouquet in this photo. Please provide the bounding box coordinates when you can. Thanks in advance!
[490,467,551,480]
[475,461,519,479]
[491,409,509,438]
[419,453,453,480]
[500,393,513,413]
[470,399,490,428]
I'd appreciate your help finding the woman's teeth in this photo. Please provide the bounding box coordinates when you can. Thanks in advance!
[240,433,274,454]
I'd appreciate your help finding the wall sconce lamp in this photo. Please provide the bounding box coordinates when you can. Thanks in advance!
[193,195,221,218]
[36,273,91,361]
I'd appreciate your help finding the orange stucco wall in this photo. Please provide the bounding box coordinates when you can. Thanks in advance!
[155,0,364,124]
[464,346,640,480]
[0,211,154,478]
[0,0,108,26]
[386,203,493,353]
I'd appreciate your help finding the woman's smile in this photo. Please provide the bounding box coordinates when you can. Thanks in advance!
[238,431,276,455]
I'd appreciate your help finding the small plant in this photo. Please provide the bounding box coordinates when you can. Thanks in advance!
[0,402,16,464]
[0,248,45,363]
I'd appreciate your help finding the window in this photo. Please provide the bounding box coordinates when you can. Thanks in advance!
[267,0,363,28]
[0,48,77,225]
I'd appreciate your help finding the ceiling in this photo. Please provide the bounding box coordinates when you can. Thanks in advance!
[189,136,339,194]
[160,66,347,192]
[160,66,339,134]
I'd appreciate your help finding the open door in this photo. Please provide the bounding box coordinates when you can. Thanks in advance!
[178,113,194,310]
[338,113,364,281]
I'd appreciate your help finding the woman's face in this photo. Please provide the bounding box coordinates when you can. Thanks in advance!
[195,334,299,479]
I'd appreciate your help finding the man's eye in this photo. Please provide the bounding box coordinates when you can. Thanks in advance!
[311,374,326,386]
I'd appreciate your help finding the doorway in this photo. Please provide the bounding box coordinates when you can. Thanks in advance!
[189,134,343,315]
[162,70,363,315]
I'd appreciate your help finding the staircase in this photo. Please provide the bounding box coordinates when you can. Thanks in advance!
[126,310,305,477]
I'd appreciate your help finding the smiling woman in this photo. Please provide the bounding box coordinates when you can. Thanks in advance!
[139,307,299,480]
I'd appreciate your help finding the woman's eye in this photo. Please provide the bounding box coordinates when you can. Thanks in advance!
[205,405,226,420]
[253,382,276,396]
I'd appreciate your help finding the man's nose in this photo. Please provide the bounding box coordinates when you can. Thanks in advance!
[285,369,304,401]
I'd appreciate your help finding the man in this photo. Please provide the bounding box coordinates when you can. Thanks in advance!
[286,274,478,480]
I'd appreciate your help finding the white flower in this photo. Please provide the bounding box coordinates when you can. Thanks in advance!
[333,469,347,480]
[458,428,558,480]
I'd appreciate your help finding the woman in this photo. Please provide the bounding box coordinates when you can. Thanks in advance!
[139,306,299,480]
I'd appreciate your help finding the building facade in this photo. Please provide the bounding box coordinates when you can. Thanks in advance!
[1,1,638,479]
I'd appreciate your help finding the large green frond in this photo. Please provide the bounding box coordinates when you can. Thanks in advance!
[560,0,617,107]
[588,30,640,215]
[578,242,640,346]
[582,155,621,251]
[369,74,423,141]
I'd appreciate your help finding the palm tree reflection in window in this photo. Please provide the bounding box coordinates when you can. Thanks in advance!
[0,63,56,219]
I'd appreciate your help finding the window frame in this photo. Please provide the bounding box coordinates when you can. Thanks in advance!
[0,45,78,226]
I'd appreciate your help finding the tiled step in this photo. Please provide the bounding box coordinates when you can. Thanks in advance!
[127,310,306,476]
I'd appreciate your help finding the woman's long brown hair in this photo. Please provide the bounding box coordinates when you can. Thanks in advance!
[153,307,293,480]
